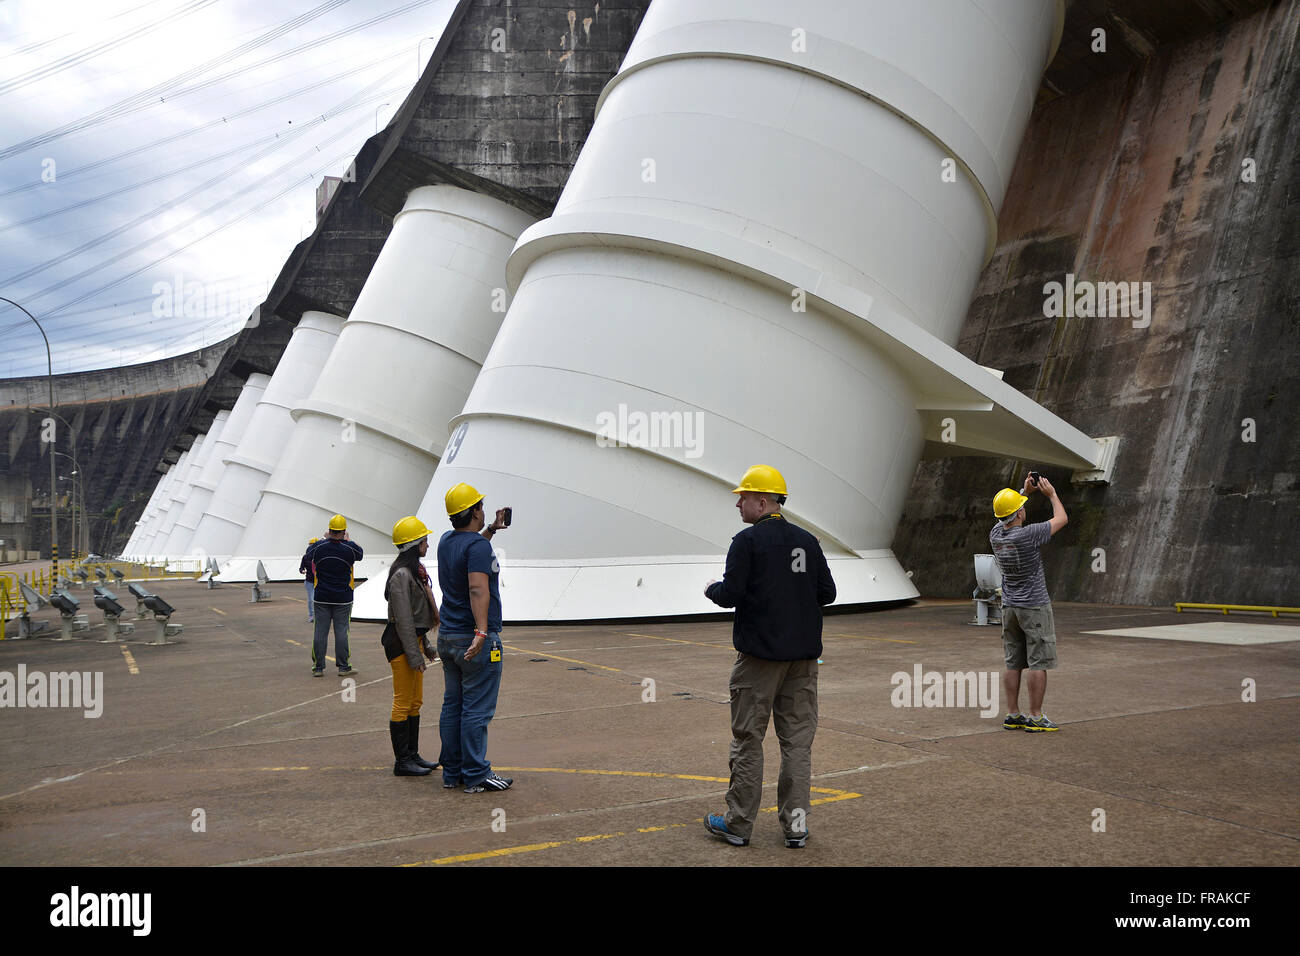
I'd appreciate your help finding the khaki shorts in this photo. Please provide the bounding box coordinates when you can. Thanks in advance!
[1002,604,1057,670]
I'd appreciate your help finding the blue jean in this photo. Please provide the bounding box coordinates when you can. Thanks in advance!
[312,602,351,671]
[437,632,503,786]
[304,580,315,619]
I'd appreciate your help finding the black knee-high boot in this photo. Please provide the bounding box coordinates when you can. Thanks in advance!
[390,720,432,776]
[407,714,439,770]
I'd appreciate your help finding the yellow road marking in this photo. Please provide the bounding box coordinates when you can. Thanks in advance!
[285,637,333,663]
[502,643,620,672]
[624,631,730,650]
[120,646,139,675]
[824,633,918,644]
[405,842,566,865]
[398,767,861,865]
[211,608,227,616]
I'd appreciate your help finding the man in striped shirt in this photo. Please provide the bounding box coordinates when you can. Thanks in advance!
[989,474,1068,733]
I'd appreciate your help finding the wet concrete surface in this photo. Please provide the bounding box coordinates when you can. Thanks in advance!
[0,582,1295,866]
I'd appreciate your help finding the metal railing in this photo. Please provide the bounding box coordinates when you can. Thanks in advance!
[1175,602,1299,619]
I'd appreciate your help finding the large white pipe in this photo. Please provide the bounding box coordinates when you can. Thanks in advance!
[122,465,173,559]
[133,465,177,555]
[161,409,230,560]
[354,0,1073,622]
[155,432,211,558]
[219,186,535,582]
[137,449,189,560]
[175,311,343,572]
[186,374,270,560]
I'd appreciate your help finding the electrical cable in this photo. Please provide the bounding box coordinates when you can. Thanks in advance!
[0,0,353,161]
[0,0,220,97]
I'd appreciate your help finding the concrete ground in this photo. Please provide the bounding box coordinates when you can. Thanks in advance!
[0,580,1296,867]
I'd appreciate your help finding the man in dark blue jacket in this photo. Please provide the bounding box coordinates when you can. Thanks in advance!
[703,465,835,849]
[311,514,363,678]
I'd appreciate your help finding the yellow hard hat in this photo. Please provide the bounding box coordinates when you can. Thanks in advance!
[993,488,1028,519]
[308,537,319,544]
[445,482,485,516]
[732,464,788,496]
[392,515,433,548]
[328,514,347,531]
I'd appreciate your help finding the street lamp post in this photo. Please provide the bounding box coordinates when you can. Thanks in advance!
[1,296,58,581]
[417,35,439,79]
[55,453,83,561]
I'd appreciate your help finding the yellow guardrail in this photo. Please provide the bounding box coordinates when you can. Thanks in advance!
[1175,602,1299,618]
[0,574,14,638]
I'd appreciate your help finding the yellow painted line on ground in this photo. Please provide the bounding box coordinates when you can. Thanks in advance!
[405,842,567,865]
[211,607,227,616]
[120,646,139,675]
[285,596,304,604]
[96,762,863,810]
[284,637,333,663]
[502,643,621,672]
[824,633,918,644]
[400,767,861,866]
[624,631,730,650]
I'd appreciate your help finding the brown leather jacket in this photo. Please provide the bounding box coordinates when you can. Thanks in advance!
[386,566,437,669]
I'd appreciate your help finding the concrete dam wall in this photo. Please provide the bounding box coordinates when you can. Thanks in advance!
[894,0,1300,607]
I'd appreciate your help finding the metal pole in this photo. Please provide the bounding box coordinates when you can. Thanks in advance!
[0,297,57,581]
[417,36,438,79]
[55,453,82,562]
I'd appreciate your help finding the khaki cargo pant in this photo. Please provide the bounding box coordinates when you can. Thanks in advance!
[724,652,819,840]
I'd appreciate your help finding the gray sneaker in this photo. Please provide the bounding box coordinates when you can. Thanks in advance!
[338,666,357,677]
[784,831,809,849]
[1023,714,1060,733]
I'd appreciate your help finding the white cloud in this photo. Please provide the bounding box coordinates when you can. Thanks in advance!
[1,0,456,376]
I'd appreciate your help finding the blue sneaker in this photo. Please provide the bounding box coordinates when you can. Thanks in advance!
[703,813,748,846]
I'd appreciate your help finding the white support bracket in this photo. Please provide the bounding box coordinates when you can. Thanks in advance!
[1071,436,1120,484]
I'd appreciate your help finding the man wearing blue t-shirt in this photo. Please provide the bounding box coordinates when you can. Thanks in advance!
[989,474,1068,733]
[436,482,512,793]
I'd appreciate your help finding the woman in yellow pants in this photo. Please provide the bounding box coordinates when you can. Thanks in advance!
[385,516,440,776]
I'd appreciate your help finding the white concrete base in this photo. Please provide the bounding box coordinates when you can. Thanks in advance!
[1083,622,1300,645]
[348,549,918,623]
[216,555,390,586]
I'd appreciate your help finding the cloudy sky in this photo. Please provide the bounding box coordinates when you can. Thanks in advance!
[0,0,457,378]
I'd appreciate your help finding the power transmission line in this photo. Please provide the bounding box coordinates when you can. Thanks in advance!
[0,0,353,160]
[0,45,410,200]
[0,0,220,96]
[0,0,440,161]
